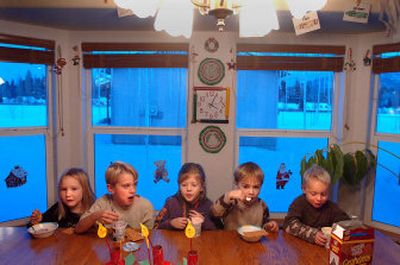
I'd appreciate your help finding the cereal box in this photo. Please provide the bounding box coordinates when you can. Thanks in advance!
[328,220,374,265]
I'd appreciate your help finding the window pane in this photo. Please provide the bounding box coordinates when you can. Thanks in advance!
[237,70,333,130]
[372,140,400,227]
[94,134,182,210]
[239,136,328,212]
[376,73,400,134]
[91,68,187,128]
[0,62,47,128]
[0,135,47,222]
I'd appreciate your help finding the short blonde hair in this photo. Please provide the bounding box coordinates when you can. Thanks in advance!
[105,161,138,186]
[303,164,331,187]
[234,162,264,185]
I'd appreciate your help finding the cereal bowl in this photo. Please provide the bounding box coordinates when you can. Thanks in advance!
[237,225,267,242]
[28,222,58,239]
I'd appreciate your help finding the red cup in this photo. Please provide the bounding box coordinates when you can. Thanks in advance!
[187,250,198,265]
[152,245,164,265]
[105,250,124,265]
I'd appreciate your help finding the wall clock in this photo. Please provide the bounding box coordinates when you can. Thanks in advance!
[194,87,230,123]
[199,126,226,153]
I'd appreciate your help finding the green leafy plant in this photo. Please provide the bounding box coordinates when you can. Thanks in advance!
[300,144,376,186]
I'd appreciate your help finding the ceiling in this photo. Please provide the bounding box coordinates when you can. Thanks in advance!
[0,0,386,34]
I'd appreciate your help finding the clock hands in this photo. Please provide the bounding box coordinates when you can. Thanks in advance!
[208,94,218,109]
[208,103,218,109]
[211,94,218,105]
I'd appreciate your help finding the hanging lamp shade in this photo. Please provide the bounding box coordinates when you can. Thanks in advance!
[239,0,279,37]
[154,0,194,38]
[114,0,159,18]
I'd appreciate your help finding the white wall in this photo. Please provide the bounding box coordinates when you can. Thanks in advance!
[1,19,398,208]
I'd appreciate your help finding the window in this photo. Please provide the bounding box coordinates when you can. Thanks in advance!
[368,43,400,229]
[236,44,345,213]
[371,141,400,227]
[238,136,328,212]
[83,42,188,209]
[0,34,54,222]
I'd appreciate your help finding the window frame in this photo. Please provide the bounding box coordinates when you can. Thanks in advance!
[0,66,56,226]
[234,44,345,218]
[364,73,400,233]
[82,42,189,198]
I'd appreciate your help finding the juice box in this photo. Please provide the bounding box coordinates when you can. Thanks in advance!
[328,220,374,265]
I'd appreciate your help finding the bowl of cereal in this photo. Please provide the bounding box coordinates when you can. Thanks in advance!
[237,225,268,242]
[28,222,58,239]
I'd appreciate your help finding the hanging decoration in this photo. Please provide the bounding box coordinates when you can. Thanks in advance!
[54,45,66,75]
[344,48,356,71]
[226,59,237,71]
[153,160,169,183]
[71,45,81,66]
[199,126,226,154]
[198,58,225,86]
[204,37,219,53]
[292,11,321,36]
[276,163,292,190]
[343,0,371,24]
[226,48,237,71]
[5,165,27,188]
[363,49,372,66]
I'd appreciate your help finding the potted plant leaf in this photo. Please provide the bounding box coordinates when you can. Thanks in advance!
[300,144,377,187]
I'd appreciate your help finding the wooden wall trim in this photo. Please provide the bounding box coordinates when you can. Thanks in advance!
[237,44,346,55]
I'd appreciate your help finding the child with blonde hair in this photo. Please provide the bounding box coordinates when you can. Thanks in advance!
[155,162,220,230]
[30,168,95,228]
[75,161,154,233]
[211,162,278,232]
[283,164,349,246]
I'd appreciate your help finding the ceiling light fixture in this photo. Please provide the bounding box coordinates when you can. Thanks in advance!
[113,0,327,38]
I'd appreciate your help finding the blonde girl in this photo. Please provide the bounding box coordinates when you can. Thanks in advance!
[30,168,95,227]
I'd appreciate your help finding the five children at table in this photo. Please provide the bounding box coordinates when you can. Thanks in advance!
[30,160,349,247]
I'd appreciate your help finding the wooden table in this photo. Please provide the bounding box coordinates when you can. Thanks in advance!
[0,227,399,265]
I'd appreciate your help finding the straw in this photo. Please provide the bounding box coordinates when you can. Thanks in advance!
[148,249,152,265]
[119,240,122,264]
[105,237,112,254]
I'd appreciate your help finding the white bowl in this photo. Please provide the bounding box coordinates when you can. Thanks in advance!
[28,222,58,238]
[237,225,264,242]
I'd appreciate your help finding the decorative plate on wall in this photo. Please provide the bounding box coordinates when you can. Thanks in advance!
[198,58,225,85]
[199,126,226,153]
[204,37,219,53]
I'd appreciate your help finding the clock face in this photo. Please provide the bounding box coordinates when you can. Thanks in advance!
[196,90,227,121]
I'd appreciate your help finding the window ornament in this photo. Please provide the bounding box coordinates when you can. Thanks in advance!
[5,165,27,188]
[153,160,169,183]
[276,163,292,190]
